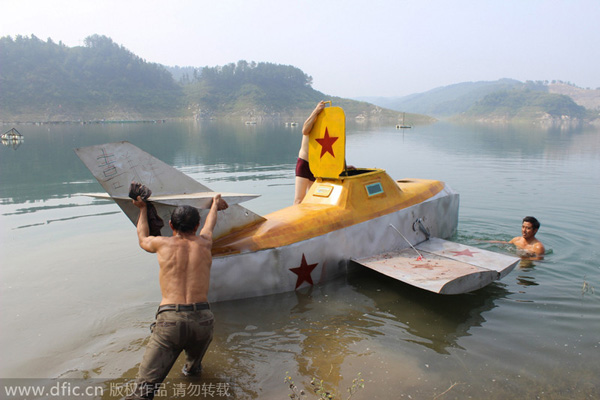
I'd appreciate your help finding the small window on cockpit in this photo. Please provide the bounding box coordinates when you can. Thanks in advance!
[365,182,384,197]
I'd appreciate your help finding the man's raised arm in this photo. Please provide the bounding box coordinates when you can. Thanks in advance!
[200,194,228,239]
[133,196,159,253]
[302,101,326,136]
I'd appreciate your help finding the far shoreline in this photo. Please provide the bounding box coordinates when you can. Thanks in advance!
[1,119,169,126]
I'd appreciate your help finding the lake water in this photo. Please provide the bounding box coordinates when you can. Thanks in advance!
[1,120,599,399]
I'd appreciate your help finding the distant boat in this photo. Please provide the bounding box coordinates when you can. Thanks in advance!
[1,128,24,149]
[396,113,412,129]
[1,127,24,140]
[245,120,257,125]
[285,122,299,127]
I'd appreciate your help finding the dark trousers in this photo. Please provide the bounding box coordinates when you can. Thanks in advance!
[127,308,214,399]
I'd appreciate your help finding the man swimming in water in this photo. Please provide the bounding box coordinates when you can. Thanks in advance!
[294,101,326,204]
[509,216,545,258]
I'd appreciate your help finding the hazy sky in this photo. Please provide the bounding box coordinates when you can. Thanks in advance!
[3,0,599,98]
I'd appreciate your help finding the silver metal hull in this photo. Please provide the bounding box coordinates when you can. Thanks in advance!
[209,185,459,302]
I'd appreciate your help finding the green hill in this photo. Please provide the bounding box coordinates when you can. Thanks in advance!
[361,79,598,124]
[184,60,324,118]
[459,88,589,123]
[361,79,523,117]
[548,81,600,110]
[0,35,421,124]
[0,35,185,121]
[182,61,431,123]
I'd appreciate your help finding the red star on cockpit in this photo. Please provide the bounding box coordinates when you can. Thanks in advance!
[315,127,338,158]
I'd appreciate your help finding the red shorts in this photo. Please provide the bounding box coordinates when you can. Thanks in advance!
[295,158,315,181]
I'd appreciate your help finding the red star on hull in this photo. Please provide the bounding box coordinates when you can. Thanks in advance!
[290,254,318,289]
[450,249,477,257]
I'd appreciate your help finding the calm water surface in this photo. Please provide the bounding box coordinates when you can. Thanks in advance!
[1,120,599,399]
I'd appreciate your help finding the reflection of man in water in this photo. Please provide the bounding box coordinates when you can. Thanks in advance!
[509,216,545,258]
[127,194,227,400]
[294,101,326,204]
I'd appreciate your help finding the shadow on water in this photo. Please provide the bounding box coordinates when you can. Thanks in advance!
[345,266,510,354]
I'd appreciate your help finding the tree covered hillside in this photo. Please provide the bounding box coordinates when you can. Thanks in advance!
[185,60,324,118]
[0,35,421,124]
[364,79,598,124]
[461,88,588,123]
[0,35,184,121]
[364,79,523,117]
[182,61,417,122]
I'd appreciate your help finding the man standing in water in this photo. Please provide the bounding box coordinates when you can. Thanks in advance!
[128,193,227,400]
[294,100,326,204]
[509,216,545,257]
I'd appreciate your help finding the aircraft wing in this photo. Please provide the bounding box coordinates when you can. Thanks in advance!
[75,141,265,238]
[352,238,520,294]
[81,192,260,209]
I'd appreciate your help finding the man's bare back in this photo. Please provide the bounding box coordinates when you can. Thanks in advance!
[151,233,212,304]
[133,193,227,305]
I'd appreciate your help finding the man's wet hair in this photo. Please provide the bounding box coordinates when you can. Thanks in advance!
[523,216,540,231]
[171,205,200,233]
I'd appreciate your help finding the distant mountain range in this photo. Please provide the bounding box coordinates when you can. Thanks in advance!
[1,34,598,125]
[358,79,521,117]
[358,79,600,124]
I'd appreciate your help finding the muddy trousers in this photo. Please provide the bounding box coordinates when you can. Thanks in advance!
[127,308,214,400]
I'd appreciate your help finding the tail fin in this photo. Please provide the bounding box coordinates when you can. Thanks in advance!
[74,141,265,238]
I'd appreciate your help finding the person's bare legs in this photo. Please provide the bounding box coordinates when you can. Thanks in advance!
[294,177,313,204]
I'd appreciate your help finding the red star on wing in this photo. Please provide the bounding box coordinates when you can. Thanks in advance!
[450,249,477,257]
[290,254,318,289]
[315,127,339,158]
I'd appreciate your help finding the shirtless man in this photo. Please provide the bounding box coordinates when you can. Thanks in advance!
[295,100,326,204]
[509,216,545,258]
[128,194,227,400]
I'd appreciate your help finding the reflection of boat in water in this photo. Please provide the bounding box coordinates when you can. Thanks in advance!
[143,273,509,397]
[346,269,510,354]
[95,268,511,398]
